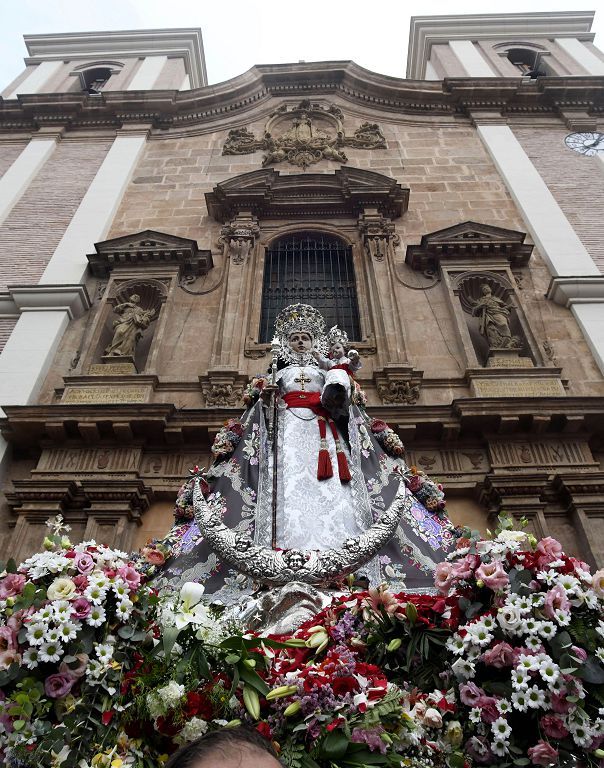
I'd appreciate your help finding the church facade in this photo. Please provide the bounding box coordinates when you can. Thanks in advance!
[0,13,603,568]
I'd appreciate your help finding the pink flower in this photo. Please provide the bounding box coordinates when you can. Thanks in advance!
[536,537,563,568]
[475,559,508,591]
[60,653,89,679]
[482,641,515,668]
[422,707,443,728]
[72,574,89,592]
[0,626,16,652]
[44,673,75,699]
[460,682,484,707]
[540,715,569,740]
[550,692,573,715]
[0,573,26,600]
[571,645,587,662]
[407,474,423,492]
[71,597,91,620]
[543,585,570,620]
[592,568,604,598]
[434,562,454,593]
[528,740,558,766]
[117,565,141,592]
[477,696,500,724]
[451,554,477,580]
[74,552,95,575]
[0,649,20,670]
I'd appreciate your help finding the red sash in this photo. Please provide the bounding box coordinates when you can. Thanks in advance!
[282,391,351,483]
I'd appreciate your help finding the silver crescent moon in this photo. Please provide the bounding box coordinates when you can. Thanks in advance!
[192,477,408,586]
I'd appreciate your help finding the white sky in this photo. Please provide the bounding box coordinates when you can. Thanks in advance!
[1,0,603,88]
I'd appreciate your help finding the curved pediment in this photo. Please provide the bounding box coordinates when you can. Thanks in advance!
[205,167,409,222]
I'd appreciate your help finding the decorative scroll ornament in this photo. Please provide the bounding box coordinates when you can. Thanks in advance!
[274,302,329,365]
[358,210,400,262]
[378,380,420,405]
[222,101,387,169]
[192,478,409,586]
[218,214,260,265]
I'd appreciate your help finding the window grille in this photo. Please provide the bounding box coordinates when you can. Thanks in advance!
[259,232,361,343]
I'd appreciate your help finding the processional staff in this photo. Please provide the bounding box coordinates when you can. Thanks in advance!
[268,336,281,550]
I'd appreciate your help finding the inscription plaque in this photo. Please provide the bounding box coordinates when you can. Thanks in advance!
[490,440,596,470]
[89,363,137,376]
[62,386,148,404]
[472,378,565,398]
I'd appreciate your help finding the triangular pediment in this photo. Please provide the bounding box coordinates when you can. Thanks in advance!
[205,167,409,222]
[87,229,213,278]
[405,221,533,271]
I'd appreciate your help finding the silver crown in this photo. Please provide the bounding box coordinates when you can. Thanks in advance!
[274,303,328,365]
[327,325,349,348]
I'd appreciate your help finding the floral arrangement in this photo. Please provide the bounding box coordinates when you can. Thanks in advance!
[211,419,244,460]
[369,418,405,458]
[437,519,604,767]
[243,377,268,407]
[402,466,446,514]
[350,380,368,408]
[0,516,156,768]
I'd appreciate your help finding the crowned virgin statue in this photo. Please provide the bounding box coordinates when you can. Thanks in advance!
[143,304,454,627]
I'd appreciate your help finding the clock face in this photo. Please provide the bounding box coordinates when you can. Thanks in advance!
[564,132,604,156]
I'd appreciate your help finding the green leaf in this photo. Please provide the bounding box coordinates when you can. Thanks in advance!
[118,625,135,639]
[225,654,241,664]
[405,602,418,625]
[448,752,465,768]
[13,720,25,731]
[513,760,530,766]
[321,730,349,760]
[6,559,16,574]
[549,630,572,660]
[162,625,181,658]
[238,664,269,696]
[577,656,604,684]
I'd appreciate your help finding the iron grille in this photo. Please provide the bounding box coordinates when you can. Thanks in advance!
[259,233,361,343]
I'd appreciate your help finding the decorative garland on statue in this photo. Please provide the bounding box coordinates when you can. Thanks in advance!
[192,476,410,586]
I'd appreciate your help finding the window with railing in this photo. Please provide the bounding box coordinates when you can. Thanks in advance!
[259,232,361,343]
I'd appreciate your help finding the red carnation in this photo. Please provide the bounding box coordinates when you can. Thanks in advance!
[332,676,360,696]
[256,722,272,740]
[370,419,388,434]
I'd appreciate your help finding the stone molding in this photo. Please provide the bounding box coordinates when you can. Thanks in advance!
[198,369,249,408]
[546,276,604,307]
[87,229,213,278]
[205,168,409,223]
[0,284,91,319]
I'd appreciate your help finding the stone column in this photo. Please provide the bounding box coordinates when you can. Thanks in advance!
[0,129,62,227]
[449,41,496,76]
[127,56,168,90]
[554,38,604,75]
[5,60,63,98]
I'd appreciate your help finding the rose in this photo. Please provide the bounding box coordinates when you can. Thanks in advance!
[434,562,454,593]
[543,585,570,619]
[44,672,75,699]
[451,554,477,580]
[332,676,360,696]
[60,653,89,679]
[47,577,77,601]
[0,649,20,670]
[540,715,569,739]
[497,604,523,634]
[71,597,92,619]
[475,560,508,591]
[0,626,17,652]
[226,420,244,436]
[0,573,26,599]
[477,696,499,724]
[143,547,166,566]
[536,537,563,567]
[74,552,95,575]
[482,641,515,668]
[550,692,573,715]
[422,707,443,728]
[459,682,484,706]
[444,720,463,747]
[72,574,89,591]
[407,474,423,492]
[370,419,388,434]
[118,565,141,591]
[528,740,559,766]
[592,569,604,598]
[571,645,587,662]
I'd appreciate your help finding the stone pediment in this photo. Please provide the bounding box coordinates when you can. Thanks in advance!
[87,229,213,277]
[205,168,409,222]
[405,221,533,271]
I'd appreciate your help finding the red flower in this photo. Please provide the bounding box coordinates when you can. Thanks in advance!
[65,550,76,559]
[101,711,114,726]
[326,717,346,732]
[184,691,213,720]
[227,420,244,436]
[370,419,389,434]
[256,722,272,740]
[332,676,360,696]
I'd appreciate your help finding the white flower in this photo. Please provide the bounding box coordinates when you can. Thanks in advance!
[538,622,556,641]
[511,668,530,690]
[525,635,542,651]
[554,609,571,626]
[52,601,72,619]
[539,659,560,685]
[451,658,475,681]
[86,605,106,627]
[526,685,546,709]
[596,648,604,663]
[517,654,540,672]
[174,717,209,746]
[116,599,133,620]
[559,575,580,594]
[33,605,54,623]
[511,690,529,712]
[26,622,47,646]
[521,617,541,635]
[492,717,512,739]
[497,699,511,714]
[39,641,64,663]
[95,643,114,662]
[498,604,524,635]
[584,592,599,610]
[22,648,39,669]
[47,577,77,601]
[157,680,185,709]
[180,581,206,608]
[57,621,79,642]
[45,628,61,644]
[469,707,482,724]
[446,635,466,655]
[481,615,496,631]
[85,659,105,679]
[466,623,492,647]
[491,737,509,757]
[570,723,594,748]
[84,584,107,605]
[89,572,109,589]
[113,580,129,599]
[20,551,71,579]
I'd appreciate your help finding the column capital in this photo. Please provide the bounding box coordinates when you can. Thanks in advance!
[5,284,91,319]
[546,276,604,307]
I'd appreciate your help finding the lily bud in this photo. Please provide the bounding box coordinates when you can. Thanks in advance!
[243,658,256,669]
[283,701,302,717]
[306,629,328,649]
[242,685,260,720]
[386,638,402,652]
[225,719,242,728]
[283,638,307,647]
[266,685,298,701]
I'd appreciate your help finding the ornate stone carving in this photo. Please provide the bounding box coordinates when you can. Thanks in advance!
[104,294,156,358]
[199,369,247,407]
[221,101,387,169]
[377,380,420,405]
[218,213,260,265]
[471,283,522,351]
[358,209,400,261]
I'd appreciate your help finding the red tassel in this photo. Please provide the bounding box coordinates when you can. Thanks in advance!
[337,450,351,483]
[318,448,333,480]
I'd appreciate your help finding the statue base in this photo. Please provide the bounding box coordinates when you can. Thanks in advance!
[486,349,533,368]
[95,356,138,374]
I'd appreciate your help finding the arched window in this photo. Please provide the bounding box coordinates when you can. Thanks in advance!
[259,232,361,343]
[506,48,547,78]
[81,67,113,94]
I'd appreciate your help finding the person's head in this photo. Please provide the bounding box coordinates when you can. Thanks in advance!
[129,294,141,304]
[480,284,492,296]
[288,331,313,354]
[165,727,282,768]
[329,341,346,359]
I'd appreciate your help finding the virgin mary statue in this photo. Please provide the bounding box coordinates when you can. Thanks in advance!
[143,304,454,616]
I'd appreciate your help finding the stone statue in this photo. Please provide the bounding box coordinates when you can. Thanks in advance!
[104,294,156,358]
[471,283,521,349]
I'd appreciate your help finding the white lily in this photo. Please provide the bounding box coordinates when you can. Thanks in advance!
[179,581,205,609]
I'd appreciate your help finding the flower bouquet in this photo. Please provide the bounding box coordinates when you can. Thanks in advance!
[437,519,604,767]
[0,517,155,768]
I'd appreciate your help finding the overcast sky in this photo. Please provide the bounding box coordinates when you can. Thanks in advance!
[2,0,603,88]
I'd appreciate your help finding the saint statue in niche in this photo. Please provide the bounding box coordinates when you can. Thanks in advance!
[147,304,453,625]
[104,294,156,358]
[471,283,521,350]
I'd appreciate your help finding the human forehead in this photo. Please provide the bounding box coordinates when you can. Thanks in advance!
[288,331,312,339]
[195,752,282,768]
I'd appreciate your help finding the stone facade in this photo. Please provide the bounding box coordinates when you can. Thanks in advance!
[0,19,604,570]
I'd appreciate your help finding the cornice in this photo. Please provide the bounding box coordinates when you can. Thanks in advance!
[1,63,603,133]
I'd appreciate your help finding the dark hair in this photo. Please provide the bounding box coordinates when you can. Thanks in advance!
[165,726,281,768]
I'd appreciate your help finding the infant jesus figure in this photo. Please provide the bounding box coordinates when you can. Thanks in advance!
[313,325,361,417]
